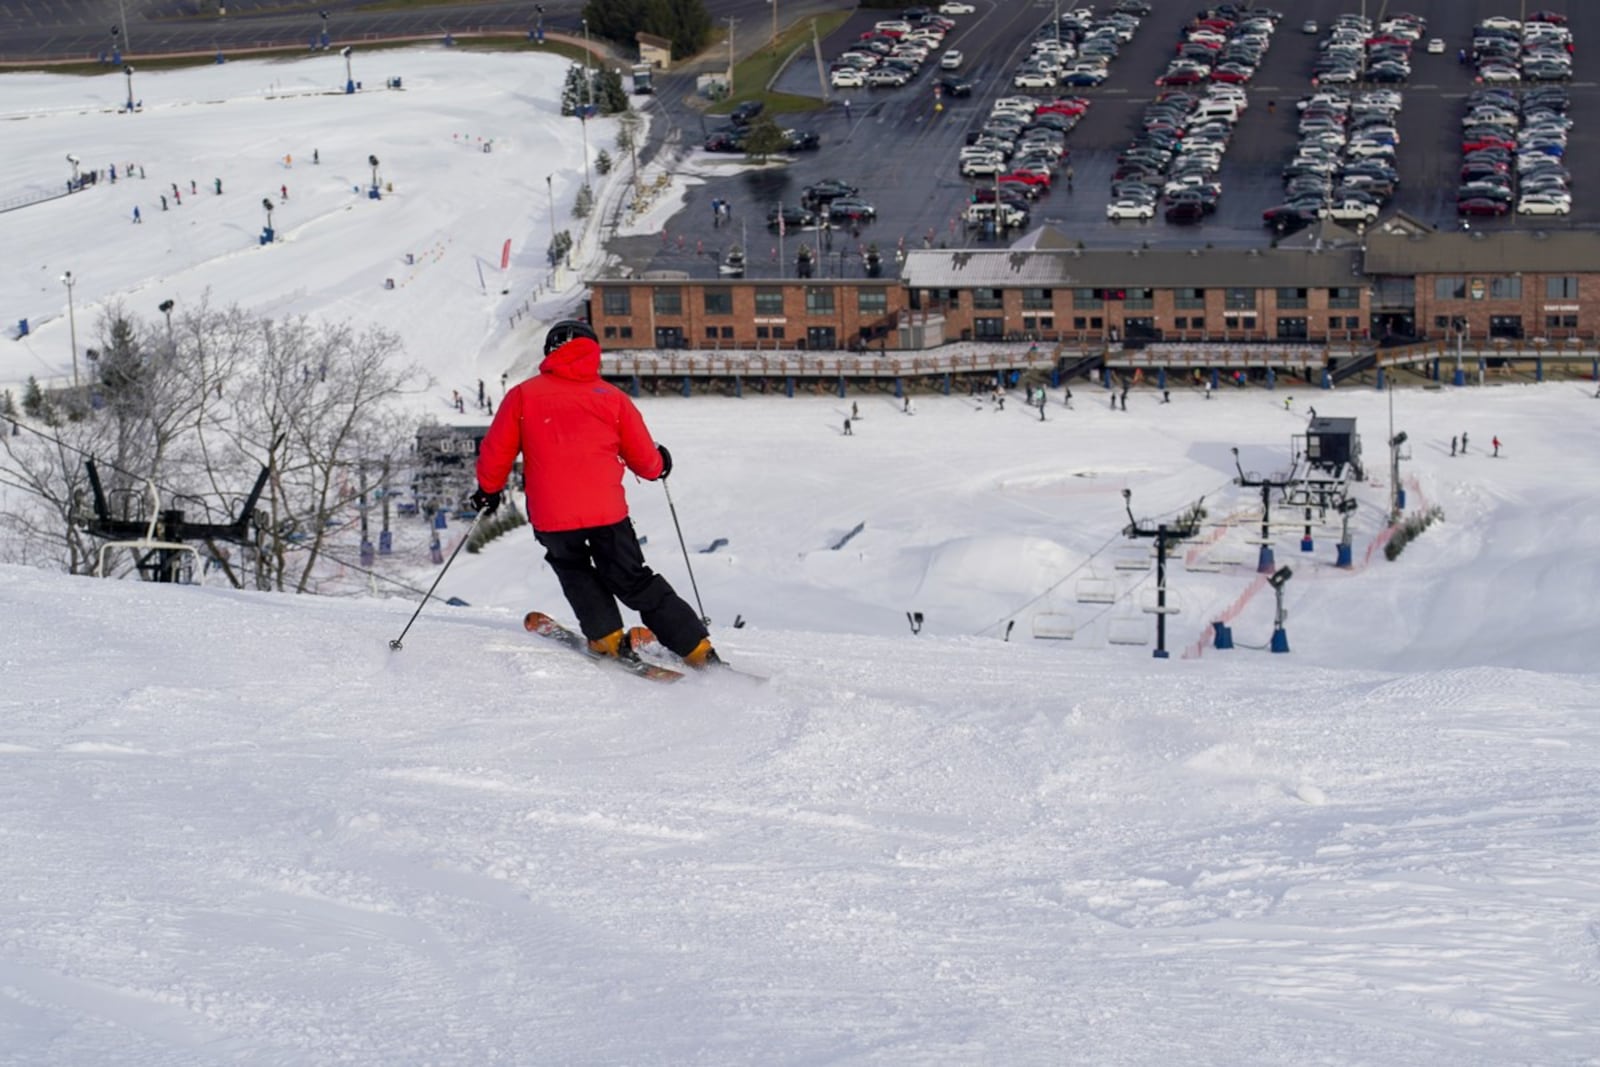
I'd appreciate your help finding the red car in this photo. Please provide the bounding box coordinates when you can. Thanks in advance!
[1157,68,1209,86]
[1528,11,1568,24]
[1457,197,1509,216]
[1000,171,1050,188]
[1462,136,1516,153]
[1211,66,1255,83]
[1038,100,1089,117]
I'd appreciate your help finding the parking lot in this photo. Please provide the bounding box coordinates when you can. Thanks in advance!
[623,0,1595,280]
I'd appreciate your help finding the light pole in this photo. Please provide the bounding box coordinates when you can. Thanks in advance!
[159,298,175,352]
[66,154,81,187]
[341,45,354,94]
[319,8,330,49]
[124,65,135,112]
[546,174,558,270]
[368,153,380,193]
[61,271,80,389]
[771,0,778,46]
[580,19,593,188]
[261,196,275,243]
[117,0,132,54]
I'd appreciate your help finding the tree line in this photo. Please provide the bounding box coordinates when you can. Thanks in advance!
[581,0,713,60]
[0,297,430,594]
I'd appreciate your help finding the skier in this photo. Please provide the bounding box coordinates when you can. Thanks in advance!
[161,194,168,211]
[173,189,181,206]
[1461,431,1469,454]
[1451,435,1458,457]
[214,177,222,194]
[1204,379,1212,400]
[281,184,288,201]
[843,417,853,436]
[472,320,720,669]
[190,180,197,195]
[1492,435,1501,457]
[1120,386,1129,411]
[851,401,859,419]
[313,149,319,164]
[132,206,141,224]
[1284,395,1293,411]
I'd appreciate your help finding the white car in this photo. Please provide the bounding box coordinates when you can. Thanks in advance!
[1426,37,1446,54]
[939,1,976,12]
[830,68,866,88]
[1479,16,1521,30]
[1106,199,1155,220]
[1321,199,1380,223]
[1516,195,1571,216]
[1013,71,1056,89]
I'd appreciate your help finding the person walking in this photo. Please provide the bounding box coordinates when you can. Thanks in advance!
[132,205,141,224]
[1461,431,1470,454]
[1492,435,1501,457]
[1451,435,1458,457]
[473,320,720,669]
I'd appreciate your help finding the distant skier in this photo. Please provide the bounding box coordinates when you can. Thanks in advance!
[214,177,222,194]
[1461,431,1469,454]
[843,417,853,435]
[281,184,288,201]
[1451,435,1458,457]
[1492,435,1501,457]
[131,205,141,223]
[160,194,168,211]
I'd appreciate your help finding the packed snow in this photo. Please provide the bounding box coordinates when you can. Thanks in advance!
[4,50,1600,1067]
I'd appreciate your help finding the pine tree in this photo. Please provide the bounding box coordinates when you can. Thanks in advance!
[573,184,594,220]
[595,149,613,176]
[22,376,44,418]
[559,64,588,117]
[596,66,629,113]
[742,115,789,163]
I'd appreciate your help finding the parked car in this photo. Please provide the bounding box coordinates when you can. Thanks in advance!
[730,100,765,125]
[938,0,975,12]
[1456,197,1509,216]
[940,50,964,69]
[827,197,877,221]
[1107,199,1155,220]
[766,204,815,229]
[831,68,866,88]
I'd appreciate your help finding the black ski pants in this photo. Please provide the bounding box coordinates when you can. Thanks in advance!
[535,519,707,657]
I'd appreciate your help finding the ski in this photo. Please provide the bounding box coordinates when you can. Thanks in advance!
[627,626,768,684]
[523,612,684,683]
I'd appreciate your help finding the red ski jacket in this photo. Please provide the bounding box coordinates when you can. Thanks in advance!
[475,336,664,532]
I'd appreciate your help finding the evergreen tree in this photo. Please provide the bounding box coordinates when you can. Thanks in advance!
[573,184,594,220]
[595,149,613,176]
[22,377,44,419]
[742,115,790,163]
[547,230,574,267]
[584,0,710,59]
[559,64,588,117]
[596,66,629,113]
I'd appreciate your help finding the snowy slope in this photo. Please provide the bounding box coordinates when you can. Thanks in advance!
[4,51,1600,1067]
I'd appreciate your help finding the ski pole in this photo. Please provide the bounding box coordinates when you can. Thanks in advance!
[388,513,481,651]
[661,478,708,625]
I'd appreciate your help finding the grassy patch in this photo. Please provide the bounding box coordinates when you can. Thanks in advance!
[708,10,851,117]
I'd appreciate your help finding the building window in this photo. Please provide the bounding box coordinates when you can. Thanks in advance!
[619,326,633,339]
[1175,287,1206,309]
[806,325,836,349]
[972,287,1002,310]
[1021,287,1052,310]
[805,288,835,314]
[1547,276,1579,300]
[602,289,631,316]
[1434,315,1451,329]
[1125,287,1154,310]
[1022,315,1053,331]
[1276,287,1308,309]
[1434,276,1466,300]
[857,289,888,315]
[942,289,962,309]
[1277,317,1308,340]
[755,289,785,316]
[1545,314,1579,330]
[1224,314,1257,331]
[604,326,618,338]
[1489,315,1523,339]
[1328,287,1361,309]
[1489,276,1522,300]
[1190,317,1206,332]
[653,288,682,316]
[1073,288,1102,310]
[1224,288,1256,310]
[704,288,733,315]
[973,317,1004,339]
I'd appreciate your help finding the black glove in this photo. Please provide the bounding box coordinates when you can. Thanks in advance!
[470,487,502,515]
[656,444,673,481]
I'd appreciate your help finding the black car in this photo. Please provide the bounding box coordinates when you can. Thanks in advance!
[730,100,765,126]
[766,204,815,229]
[939,76,975,98]
[801,179,859,209]
[1165,200,1206,225]
[784,129,821,151]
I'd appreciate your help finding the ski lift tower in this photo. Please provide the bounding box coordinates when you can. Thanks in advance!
[1232,447,1300,575]
[1121,488,1203,659]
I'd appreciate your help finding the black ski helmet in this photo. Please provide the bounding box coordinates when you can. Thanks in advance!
[543,319,598,356]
